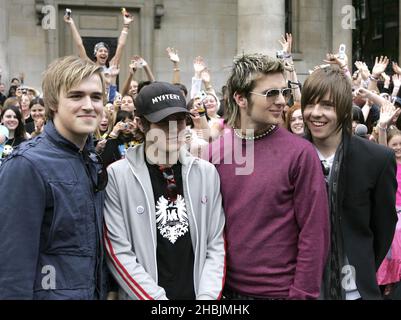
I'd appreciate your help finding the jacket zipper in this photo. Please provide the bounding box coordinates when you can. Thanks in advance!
[127,162,158,283]
[80,151,102,298]
[184,159,199,296]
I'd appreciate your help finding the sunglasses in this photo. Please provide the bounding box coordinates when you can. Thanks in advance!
[250,88,294,102]
[85,151,108,193]
[159,167,178,201]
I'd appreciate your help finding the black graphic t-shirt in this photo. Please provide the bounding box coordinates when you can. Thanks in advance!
[145,159,195,300]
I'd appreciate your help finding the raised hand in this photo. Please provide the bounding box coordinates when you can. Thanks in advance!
[63,13,73,24]
[131,55,147,69]
[324,52,348,69]
[372,56,389,78]
[278,33,292,55]
[382,72,390,83]
[379,100,399,127]
[95,139,107,154]
[166,47,180,63]
[200,69,211,84]
[392,62,401,75]
[354,87,371,99]
[122,9,134,25]
[393,74,401,88]
[34,118,45,133]
[193,56,206,74]
[355,61,370,76]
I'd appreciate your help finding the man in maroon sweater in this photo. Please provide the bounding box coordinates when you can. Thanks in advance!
[209,54,330,300]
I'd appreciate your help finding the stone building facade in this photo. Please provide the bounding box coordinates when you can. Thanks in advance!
[0,0,400,94]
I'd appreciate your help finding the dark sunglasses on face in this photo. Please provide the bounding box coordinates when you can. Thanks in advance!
[250,88,294,102]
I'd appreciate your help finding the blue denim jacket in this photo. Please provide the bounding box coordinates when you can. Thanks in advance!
[0,121,106,299]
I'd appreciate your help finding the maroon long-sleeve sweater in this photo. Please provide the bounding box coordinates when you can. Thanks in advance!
[209,127,330,299]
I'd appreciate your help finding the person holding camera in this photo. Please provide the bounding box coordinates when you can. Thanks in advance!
[99,110,140,169]
[63,8,134,70]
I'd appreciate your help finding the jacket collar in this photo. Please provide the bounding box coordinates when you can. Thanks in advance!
[44,120,94,154]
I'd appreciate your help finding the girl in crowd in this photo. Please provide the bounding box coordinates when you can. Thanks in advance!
[0,106,29,157]
[201,92,225,141]
[94,106,114,154]
[25,98,46,136]
[185,97,211,157]
[99,110,139,169]
[64,8,134,69]
[20,94,32,124]
[121,94,135,113]
[285,103,304,137]
[377,128,401,298]
[7,85,17,98]
[3,97,20,110]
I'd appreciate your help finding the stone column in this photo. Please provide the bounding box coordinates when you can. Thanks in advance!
[237,0,285,57]
[0,0,9,85]
[332,0,353,63]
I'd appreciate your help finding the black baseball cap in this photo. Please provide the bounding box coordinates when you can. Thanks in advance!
[135,82,189,123]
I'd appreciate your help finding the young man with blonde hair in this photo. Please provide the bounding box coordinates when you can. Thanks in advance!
[0,56,108,299]
[209,53,330,300]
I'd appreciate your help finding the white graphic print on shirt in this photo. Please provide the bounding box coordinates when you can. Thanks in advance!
[155,195,189,244]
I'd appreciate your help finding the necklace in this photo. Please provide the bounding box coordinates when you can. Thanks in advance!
[234,125,277,141]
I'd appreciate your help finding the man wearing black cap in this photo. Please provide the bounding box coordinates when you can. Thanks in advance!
[103,82,226,300]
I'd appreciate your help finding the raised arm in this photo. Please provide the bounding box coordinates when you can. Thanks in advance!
[392,74,401,98]
[121,58,137,97]
[191,56,206,99]
[63,13,88,60]
[368,56,390,92]
[377,101,401,146]
[323,52,352,82]
[200,68,216,96]
[111,9,134,67]
[278,33,301,101]
[131,55,155,82]
[166,47,181,84]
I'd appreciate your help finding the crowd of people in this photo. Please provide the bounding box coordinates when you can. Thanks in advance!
[0,9,400,300]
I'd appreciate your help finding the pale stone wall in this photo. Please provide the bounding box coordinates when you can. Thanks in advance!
[293,0,333,82]
[1,0,48,89]
[293,0,353,82]
[0,0,9,85]
[0,0,394,96]
[237,0,285,57]
[153,0,238,96]
[0,0,237,96]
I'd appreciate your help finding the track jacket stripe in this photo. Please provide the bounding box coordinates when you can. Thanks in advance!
[103,224,154,300]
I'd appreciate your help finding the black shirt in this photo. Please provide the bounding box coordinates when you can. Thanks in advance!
[145,158,195,300]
